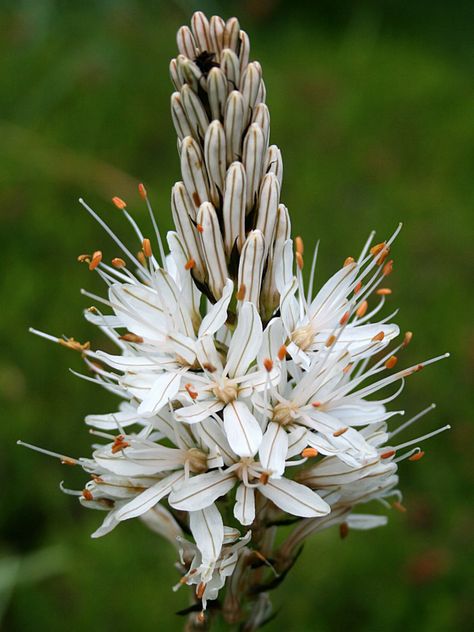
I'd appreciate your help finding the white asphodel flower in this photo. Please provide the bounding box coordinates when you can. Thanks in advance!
[20,10,450,626]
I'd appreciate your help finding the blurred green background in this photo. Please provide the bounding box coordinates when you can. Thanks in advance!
[1,0,473,630]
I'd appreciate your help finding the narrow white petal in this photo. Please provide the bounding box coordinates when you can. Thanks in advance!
[259,422,288,478]
[116,471,185,522]
[259,477,330,518]
[234,483,255,526]
[189,503,224,568]
[199,279,233,337]
[174,399,224,425]
[225,302,262,378]
[169,470,235,511]
[138,371,182,416]
[223,401,262,457]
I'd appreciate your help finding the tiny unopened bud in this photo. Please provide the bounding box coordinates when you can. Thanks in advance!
[112,196,126,209]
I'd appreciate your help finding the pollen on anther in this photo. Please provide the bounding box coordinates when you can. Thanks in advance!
[392,500,407,513]
[383,259,394,276]
[61,458,76,466]
[277,345,287,361]
[333,427,348,437]
[377,288,392,295]
[370,242,385,257]
[372,331,385,342]
[137,251,146,265]
[197,223,204,233]
[263,358,273,372]
[344,256,355,267]
[340,311,350,326]
[120,332,144,343]
[112,196,127,210]
[89,250,102,271]
[302,447,318,458]
[339,522,349,539]
[259,472,270,485]
[409,450,425,462]
[236,284,246,301]
[356,300,368,318]
[381,449,396,460]
[354,281,362,294]
[138,183,147,199]
[385,356,398,369]
[295,236,304,255]
[112,257,126,268]
[296,251,304,270]
[185,383,198,400]
[77,253,90,263]
[196,582,206,599]
[184,258,195,270]
[142,238,152,258]
[325,334,336,347]
[82,489,93,501]
[311,401,321,408]
[403,331,413,347]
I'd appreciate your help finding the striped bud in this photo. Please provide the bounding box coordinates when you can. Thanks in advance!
[223,162,246,257]
[264,145,283,189]
[169,58,182,90]
[242,123,265,212]
[239,30,250,74]
[255,173,280,257]
[210,15,225,60]
[224,91,245,164]
[261,203,291,319]
[240,62,262,126]
[256,79,266,106]
[177,26,197,59]
[223,17,240,53]
[207,67,227,121]
[171,183,206,282]
[171,92,193,141]
[177,56,203,92]
[197,202,229,299]
[238,230,265,307]
[180,84,209,140]
[191,11,211,53]
[180,136,210,211]
[204,120,226,205]
[221,48,240,91]
[253,103,270,148]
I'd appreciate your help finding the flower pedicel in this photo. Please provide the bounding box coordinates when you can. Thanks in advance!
[21,12,450,629]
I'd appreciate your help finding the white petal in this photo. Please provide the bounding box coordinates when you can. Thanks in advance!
[109,283,165,340]
[234,483,255,526]
[91,505,124,538]
[137,371,182,416]
[116,471,185,522]
[259,477,330,518]
[346,514,388,530]
[259,422,288,478]
[189,504,224,569]
[169,470,235,511]
[195,335,224,374]
[225,302,262,378]
[174,399,224,424]
[257,318,285,367]
[286,426,309,459]
[198,279,233,337]
[223,401,262,457]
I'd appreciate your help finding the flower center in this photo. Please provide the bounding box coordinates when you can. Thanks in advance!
[212,377,238,404]
[272,401,298,426]
[187,448,208,474]
[291,323,315,351]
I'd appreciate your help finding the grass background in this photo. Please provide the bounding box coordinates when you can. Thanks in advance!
[1,0,473,630]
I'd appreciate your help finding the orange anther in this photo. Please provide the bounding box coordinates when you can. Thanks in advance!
[112,257,126,268]
[356,300,368,318]
[372,331,385,342]
[119,333,144,343]
[339,522,349,539]
[370,242,385,257]
[392,500,407,513]
[138,183,147,199]
[137,251,146,265]
[296,251,304,270]
[354,281,362,294]
[197,223,204,233]
[376,288,392,295]
[111,439,130,454]
[184,258,195,270]
[403,331,413,347]
[112,196,127,209]
[89,250,102,271]
[61,458,76,466]
[259,472,270,485]
[342,363,353,374]
[263,358,273,372]
[77,253,90,263]
[339,311,350,326]
[409,450,425,462]
[185,383,198,400]
[236,284,246,301]
[382,259,394,276]
[385,356,398,369]
[277,345,287,361]
[344,256,355,267]
[381,450,396,460]
[196,582,206,599]
[311,401,321,408]
[142,238,152,258]
[58,338,90,353]
[302,447,318,458]
[295,236,304,255]
[325,334,336,347]
[333,427,348,437]
[202,362,217,373]
[376,246,390,265]
[82,489,93,501]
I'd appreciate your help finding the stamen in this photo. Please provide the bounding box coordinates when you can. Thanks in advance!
[77,254,90,263]
[295,251,304,270]
[385,356,398,369]
[59,337,90,352]
[325,334,336,347]
[89,250,102,271]
[139,183,167,267]
[392,424,451,451]
[301,447,318,458]
[392,500,407,513]
[403,331,413,347]
[277,345,287,361]
[17,440,78,464]
[185,383,198,400]
[344,256,355,267]
[380,450,396,459]
[333,427,348,437]
[142,238,152,258]
[390,403,436,438]
[339,311,350,326]
[382,259,393,276]
[356,300,368,317]
[184,258,195,270]
[263,358,273,372]
[119,333,144,343]
[376,288,392,295]
[339,522,349,539]
[138,183,147,199]
[295,236,304,255]
[370,242,385,257]
[409,450,425,461]
[112,196,127,209]
[111,257,126,268]
[354,281,362,294]
[82,489,94,501]
[259,472,270,485]
[372,331,385,342]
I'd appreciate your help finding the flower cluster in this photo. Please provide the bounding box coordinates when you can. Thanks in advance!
[24,12,449,628]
